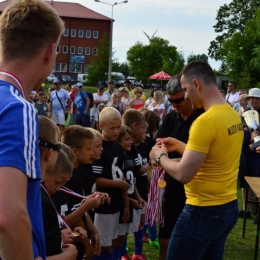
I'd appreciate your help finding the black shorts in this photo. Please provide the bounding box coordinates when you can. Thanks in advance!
[158,206,183,239]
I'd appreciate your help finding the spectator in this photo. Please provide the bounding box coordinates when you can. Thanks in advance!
[225,81,239,106]
[148,90,165,124]
[129,87,145,109]
[104,81,116,101]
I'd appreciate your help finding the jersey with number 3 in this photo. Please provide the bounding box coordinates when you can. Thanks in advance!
[93,140,124,214]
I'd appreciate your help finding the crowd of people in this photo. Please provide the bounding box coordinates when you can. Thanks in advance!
[1,1,260,260]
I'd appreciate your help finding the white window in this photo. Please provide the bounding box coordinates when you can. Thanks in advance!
[70,46,75,54]
[63,46,68,53]
[86,30,91,38]
[56,45,60,53]
[92,48,98,56]
[55,63,67,72]
[63,28,69,36]
[69,64,82,73]
[71,29,76,37]
[85,47,90,55]
[78,29,84,37]
[93,31,98,39]
[78,47,83,55]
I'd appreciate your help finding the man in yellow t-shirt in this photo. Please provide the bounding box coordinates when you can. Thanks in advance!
[150,61,243,260]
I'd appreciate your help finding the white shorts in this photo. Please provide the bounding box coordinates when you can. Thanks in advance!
[118,223,131,236]
[94,212,120,247]
[129,209,141,233]
[52,113,65,125]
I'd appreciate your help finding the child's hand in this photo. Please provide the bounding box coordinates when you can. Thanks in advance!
[91,233,101,255]
[61,244,78,260]
[95,192,110,205]
[121,206,130,223]
[138,198,146,208]
[61,228,73,244]
[130,199,143,210]
[82,193,101,210]
[120,180,130,191]
[73,227,88,239]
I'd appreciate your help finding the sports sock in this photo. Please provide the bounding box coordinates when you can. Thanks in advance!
[134,228,144,255]
[147,224,157,241]
[120,235,128,257]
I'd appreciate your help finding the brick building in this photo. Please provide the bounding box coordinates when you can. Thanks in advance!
[0,0,111,79]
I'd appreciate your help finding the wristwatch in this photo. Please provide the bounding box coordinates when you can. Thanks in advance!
[155,153,167,166]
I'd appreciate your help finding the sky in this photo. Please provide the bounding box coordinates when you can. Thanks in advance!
[58,0,231,70]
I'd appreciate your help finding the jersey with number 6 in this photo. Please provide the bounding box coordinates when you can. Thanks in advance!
[93,140,124,214]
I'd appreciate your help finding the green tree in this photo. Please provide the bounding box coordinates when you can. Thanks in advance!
[187,53,208,63]
[208,0,260,86]
[87,33,110,85]
[208,0,260,60]
[126,37,184,82]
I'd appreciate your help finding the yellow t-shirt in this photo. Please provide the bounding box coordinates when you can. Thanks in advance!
[185,104,243,206]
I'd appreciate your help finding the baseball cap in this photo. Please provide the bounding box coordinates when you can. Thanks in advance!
[98,84,104,89]
[108,81,114,85]
[76,82,83,88]
[53,79,61,85]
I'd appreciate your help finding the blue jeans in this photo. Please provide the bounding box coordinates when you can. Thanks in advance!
[166,200,238,260]
[75,114,90,127]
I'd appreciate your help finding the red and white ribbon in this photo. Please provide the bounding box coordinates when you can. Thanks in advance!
[145,167,165,226]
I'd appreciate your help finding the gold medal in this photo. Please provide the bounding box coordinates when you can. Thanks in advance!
[73,232,80,237]
[158,179,166,188]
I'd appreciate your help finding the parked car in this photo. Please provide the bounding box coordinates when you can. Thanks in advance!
[77,73,87,85]
[127,76,144,88]
[57,75,76,84]
[105,72,125,87]
[46,73,57,83]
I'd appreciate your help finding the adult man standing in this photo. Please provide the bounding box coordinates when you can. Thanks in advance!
[225,81,239,106]
[156,74,203,260]
[238,88,260,221]
[0,0,64,259]
[49,79,72,131]
[72,84,91,127]
[124,79,134,98]
[150,61,243,260]
[104,81,116,101]
[90,84,108,122]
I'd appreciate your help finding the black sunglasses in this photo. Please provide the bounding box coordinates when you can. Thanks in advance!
[38,139,61,151]
[168,96,185,104]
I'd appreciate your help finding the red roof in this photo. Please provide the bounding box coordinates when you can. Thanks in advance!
[0,0,110,21]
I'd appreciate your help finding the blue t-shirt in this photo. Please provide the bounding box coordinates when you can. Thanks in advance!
[74,91,89,115]
[0,81,45,259]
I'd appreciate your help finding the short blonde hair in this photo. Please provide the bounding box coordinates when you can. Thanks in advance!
[121,87,129,95]
[86,127,102,140]
[0,0,64,61]
[99,107,121,125]
[62,125,94,149]
[122,108,146,127]
[48,148,73,177]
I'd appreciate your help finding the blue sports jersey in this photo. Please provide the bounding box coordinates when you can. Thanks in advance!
[0,81,46,259]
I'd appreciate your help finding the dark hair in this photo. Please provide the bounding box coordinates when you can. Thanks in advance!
[181,61,216,86]
[166,74,182,94]
[228,81,237,88]
[117,125,132,142]
[141,109,160,134]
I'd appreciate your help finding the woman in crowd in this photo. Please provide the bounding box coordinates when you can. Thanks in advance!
[129,87,145,109]
[148,90,165,124]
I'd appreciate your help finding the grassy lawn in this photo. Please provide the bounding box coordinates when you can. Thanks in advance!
[125,185,258,260]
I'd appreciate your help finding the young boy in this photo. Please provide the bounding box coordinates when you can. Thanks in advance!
[92,107,130,260]
[122,109,151,260]
[35,91,50,117]
[60,125,103,259]
[38,116,78,259]
[117,125,146,260]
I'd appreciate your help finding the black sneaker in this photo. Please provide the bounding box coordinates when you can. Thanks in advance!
[238,210,252,218]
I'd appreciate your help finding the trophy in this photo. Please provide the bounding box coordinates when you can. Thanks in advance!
[242,110,260,150]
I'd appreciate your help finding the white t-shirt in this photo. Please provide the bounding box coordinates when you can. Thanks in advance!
[225,92,239,106]
[90,93,108,116]
[148,103,165,123]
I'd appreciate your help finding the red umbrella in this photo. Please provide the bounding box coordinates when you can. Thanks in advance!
[149,71,172,80]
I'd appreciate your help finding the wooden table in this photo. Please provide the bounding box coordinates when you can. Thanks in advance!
[243,176,260,260]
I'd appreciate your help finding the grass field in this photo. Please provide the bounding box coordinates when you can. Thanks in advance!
[125,186,258,260]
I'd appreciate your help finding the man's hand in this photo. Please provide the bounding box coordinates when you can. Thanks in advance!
[159,137,186,154]
[149,144,167,167]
